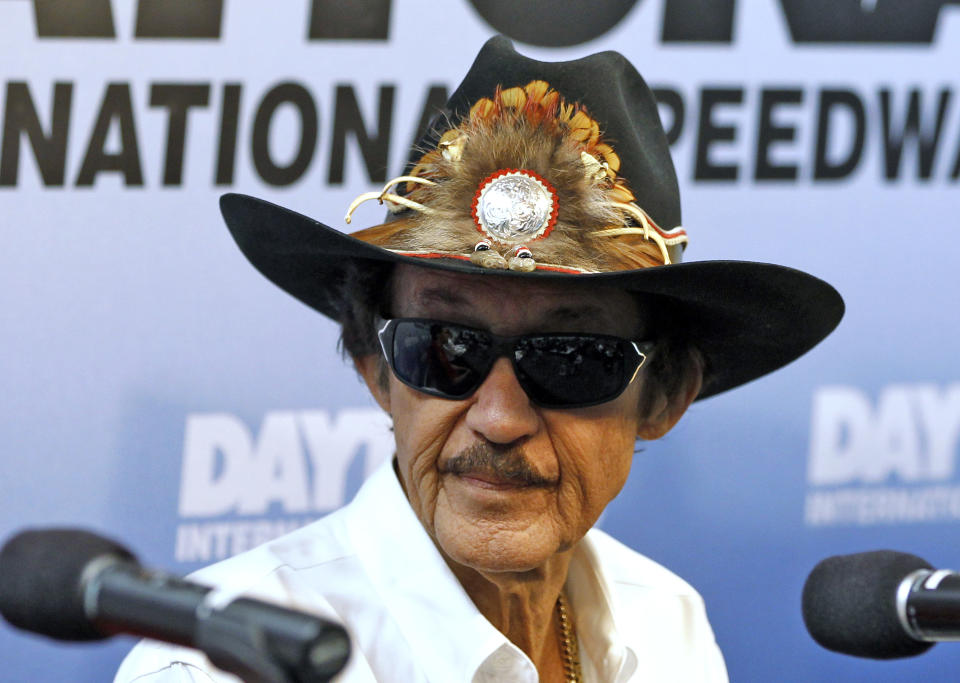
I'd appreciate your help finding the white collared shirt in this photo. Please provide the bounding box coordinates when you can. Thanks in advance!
[115,461,727,682]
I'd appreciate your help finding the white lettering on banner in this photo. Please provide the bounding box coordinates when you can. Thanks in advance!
[178,409,393,517]
[805,384,960,527]
[174,518,316,563]
[179,413,254,517]
[808,384,960,485]
[805,486,960,526]
[299,409,395,510]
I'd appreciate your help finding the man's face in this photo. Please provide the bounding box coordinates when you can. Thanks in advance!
[378,264,650,575]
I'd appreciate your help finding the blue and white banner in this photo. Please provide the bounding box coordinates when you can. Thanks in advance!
[3,1,960,680]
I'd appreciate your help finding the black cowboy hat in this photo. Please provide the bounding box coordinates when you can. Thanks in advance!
[220,36,843,400]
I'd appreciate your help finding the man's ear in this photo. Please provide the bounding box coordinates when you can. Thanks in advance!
[637,356,703,440]
[353,354,391,414]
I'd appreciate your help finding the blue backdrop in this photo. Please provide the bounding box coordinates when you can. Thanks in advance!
[3,1,960,680]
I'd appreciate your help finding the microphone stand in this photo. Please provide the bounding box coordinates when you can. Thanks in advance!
[96,564,350,683]
[195,597,351,683]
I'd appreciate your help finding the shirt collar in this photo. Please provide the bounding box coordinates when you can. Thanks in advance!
[567,534,638,682]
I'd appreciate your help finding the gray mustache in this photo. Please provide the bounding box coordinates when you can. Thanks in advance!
[443,443,552,486]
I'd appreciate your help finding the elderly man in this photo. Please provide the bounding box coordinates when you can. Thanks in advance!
[117,37,842,682]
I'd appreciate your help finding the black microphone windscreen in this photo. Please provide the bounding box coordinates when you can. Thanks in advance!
[802,550,935,659]
[0,528,135,641]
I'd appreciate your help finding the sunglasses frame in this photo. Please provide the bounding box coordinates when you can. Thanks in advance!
[376,317,654,409]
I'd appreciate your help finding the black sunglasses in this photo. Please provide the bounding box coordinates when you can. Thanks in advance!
[376,318,653,409]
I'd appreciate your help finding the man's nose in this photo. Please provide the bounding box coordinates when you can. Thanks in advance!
[465,357,540,445]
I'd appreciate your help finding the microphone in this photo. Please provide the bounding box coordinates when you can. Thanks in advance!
[0,528,350,683]
[800,549,960,659]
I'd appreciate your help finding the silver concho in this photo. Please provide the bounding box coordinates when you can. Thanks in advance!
[474,170,556,242]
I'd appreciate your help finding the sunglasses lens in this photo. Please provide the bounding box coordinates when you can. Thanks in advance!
[383,319,639,408]
[390,321,493,398]
[514,336,629,407]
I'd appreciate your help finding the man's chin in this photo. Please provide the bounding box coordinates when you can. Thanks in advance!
[434,523,561,576]
[447,551,549,576]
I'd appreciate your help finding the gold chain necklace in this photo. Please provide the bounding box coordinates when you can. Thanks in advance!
[556,592,582,683]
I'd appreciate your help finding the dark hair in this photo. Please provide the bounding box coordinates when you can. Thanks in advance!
[337,259,394,387]
[637,297,709,416]
[337,259,708,410]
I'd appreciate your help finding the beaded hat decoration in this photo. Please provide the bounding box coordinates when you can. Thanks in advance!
[343,80,687,275]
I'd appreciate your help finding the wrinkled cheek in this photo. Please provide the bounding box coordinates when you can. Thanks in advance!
[557,475,606,536]
[389,392,457,531]
[395,427,440,522]
[601,410,641,486]
[555,431,636,537]
[599,440,635,505]
[554,481,588,540]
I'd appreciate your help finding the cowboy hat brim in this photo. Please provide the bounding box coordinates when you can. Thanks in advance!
[220,192,844,401]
